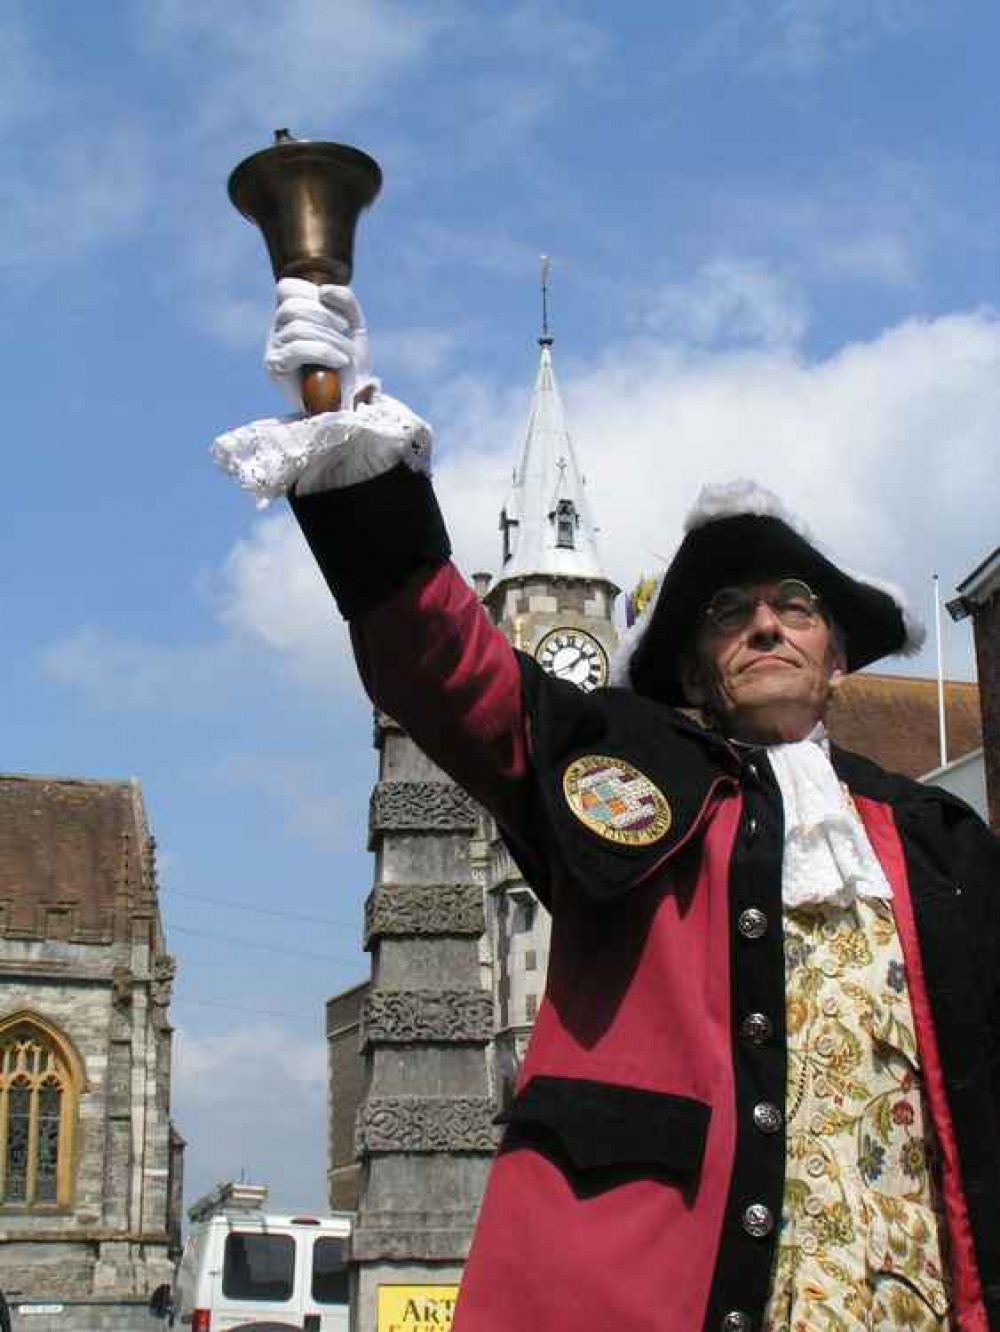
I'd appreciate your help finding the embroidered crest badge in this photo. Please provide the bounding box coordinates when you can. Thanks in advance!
[562,755,672,846]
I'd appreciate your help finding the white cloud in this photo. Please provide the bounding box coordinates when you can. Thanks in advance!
[0,13,56,132]
[401,223,543,284]
[213,753,352,851]
[424,309,998,682]
[172,1020,328,1211]
[696,159,950,299]
[378,325,464,380]
[0,11,151,271]
[683,0,927,78]
[754,0,926,74]
[39,515,350,709]
[139,0,451,142]
[642,258,808,349]
[499,2,608,69]
[175,1021,325,1088]
[39,625,244,711]
[214,512,355,690]
[572,312,998,594]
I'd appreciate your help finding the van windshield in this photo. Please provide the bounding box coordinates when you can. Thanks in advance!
[222,1233,295,1302]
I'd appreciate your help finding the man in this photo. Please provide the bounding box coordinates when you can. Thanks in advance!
[215,281,1000,1330]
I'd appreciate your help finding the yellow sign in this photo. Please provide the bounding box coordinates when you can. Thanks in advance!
[377,1285,460,1331]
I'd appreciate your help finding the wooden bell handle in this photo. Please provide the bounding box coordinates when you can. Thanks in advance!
[301,365,341,415]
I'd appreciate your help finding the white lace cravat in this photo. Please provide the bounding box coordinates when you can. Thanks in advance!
[767,726,892,910]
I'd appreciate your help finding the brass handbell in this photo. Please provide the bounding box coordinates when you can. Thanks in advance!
[228,129,382,415]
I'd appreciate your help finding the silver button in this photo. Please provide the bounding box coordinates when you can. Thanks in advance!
[742,1202,774,1238]
[721,1314,752,1332]
[738,907,768,940]
[740,1012,773,1045]
[746,763,759,781]
[745,815,759,840]
[753,1102,782,1134]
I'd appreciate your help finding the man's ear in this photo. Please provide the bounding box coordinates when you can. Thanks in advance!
[680,653,706,707]
[826,657,847,695]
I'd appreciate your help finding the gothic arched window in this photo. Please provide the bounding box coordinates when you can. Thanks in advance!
[0,1015,81,1208]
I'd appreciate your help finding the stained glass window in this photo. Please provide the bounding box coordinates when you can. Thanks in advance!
[5,1084,30,1203]
[35,1082,61,1202]
[0,1021,75,1207]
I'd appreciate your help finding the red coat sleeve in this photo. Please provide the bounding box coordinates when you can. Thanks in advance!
[288,463,537,857]
[351,561,533,842]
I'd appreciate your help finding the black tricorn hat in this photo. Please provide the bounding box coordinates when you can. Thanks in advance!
[611,481,925,706]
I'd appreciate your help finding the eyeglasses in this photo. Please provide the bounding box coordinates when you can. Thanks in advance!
[702,579,823,633]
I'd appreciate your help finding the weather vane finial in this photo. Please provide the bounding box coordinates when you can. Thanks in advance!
[539,254,553,347]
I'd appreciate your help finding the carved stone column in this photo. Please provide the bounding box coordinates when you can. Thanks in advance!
[350,714,496,1332]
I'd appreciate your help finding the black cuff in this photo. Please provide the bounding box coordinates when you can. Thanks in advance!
[288,463,452,620]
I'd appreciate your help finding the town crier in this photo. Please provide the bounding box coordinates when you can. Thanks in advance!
[215,279,1000,1331]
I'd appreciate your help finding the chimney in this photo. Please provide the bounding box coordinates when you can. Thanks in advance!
[950,547,1000,832]
[472,571,492,599]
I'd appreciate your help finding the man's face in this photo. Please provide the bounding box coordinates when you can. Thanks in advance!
[680,579,846,744]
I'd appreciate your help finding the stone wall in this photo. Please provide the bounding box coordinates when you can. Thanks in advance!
[327,982,368,1212]
[972,589,999,832]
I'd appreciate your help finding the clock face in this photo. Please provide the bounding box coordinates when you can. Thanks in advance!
[535,628,608,692]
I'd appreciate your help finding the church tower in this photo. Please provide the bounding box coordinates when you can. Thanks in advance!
[478,259,620,1105]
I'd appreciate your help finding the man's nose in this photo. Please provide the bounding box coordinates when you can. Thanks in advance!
[746,599,784,644]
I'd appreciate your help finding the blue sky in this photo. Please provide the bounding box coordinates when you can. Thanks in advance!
[3,0,998,1213]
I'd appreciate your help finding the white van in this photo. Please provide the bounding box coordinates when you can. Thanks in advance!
[165,1183,352,1332]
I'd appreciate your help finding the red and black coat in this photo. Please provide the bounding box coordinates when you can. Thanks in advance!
[291,467,1000,1331]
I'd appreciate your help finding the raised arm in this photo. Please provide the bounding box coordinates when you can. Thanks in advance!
[213,279,537,848]
[291,464,533,839]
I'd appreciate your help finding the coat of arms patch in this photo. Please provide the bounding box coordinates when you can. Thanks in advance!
[562,755,672,846]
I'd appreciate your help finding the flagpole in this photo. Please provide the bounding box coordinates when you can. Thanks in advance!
[933,573,948,769]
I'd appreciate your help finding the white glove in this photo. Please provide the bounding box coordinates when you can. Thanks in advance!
[263,277,378,411]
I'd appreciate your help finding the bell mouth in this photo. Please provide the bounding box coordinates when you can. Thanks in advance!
[227,132,382,284]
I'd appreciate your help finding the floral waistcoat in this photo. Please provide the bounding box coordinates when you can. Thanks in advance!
[763,898,951,1331]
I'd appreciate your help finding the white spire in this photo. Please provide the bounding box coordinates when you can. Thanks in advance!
[496,342,608,582]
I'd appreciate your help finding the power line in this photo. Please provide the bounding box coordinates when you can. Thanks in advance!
[162,885,357,929]
[167,923,361,963]
[171,995,319,1023]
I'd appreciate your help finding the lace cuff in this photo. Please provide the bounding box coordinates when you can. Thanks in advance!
[211,393,433,508]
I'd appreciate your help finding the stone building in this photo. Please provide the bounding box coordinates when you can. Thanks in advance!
[948,545,1000,831]
[0,773,182,1331]
[326,981,367,1214]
